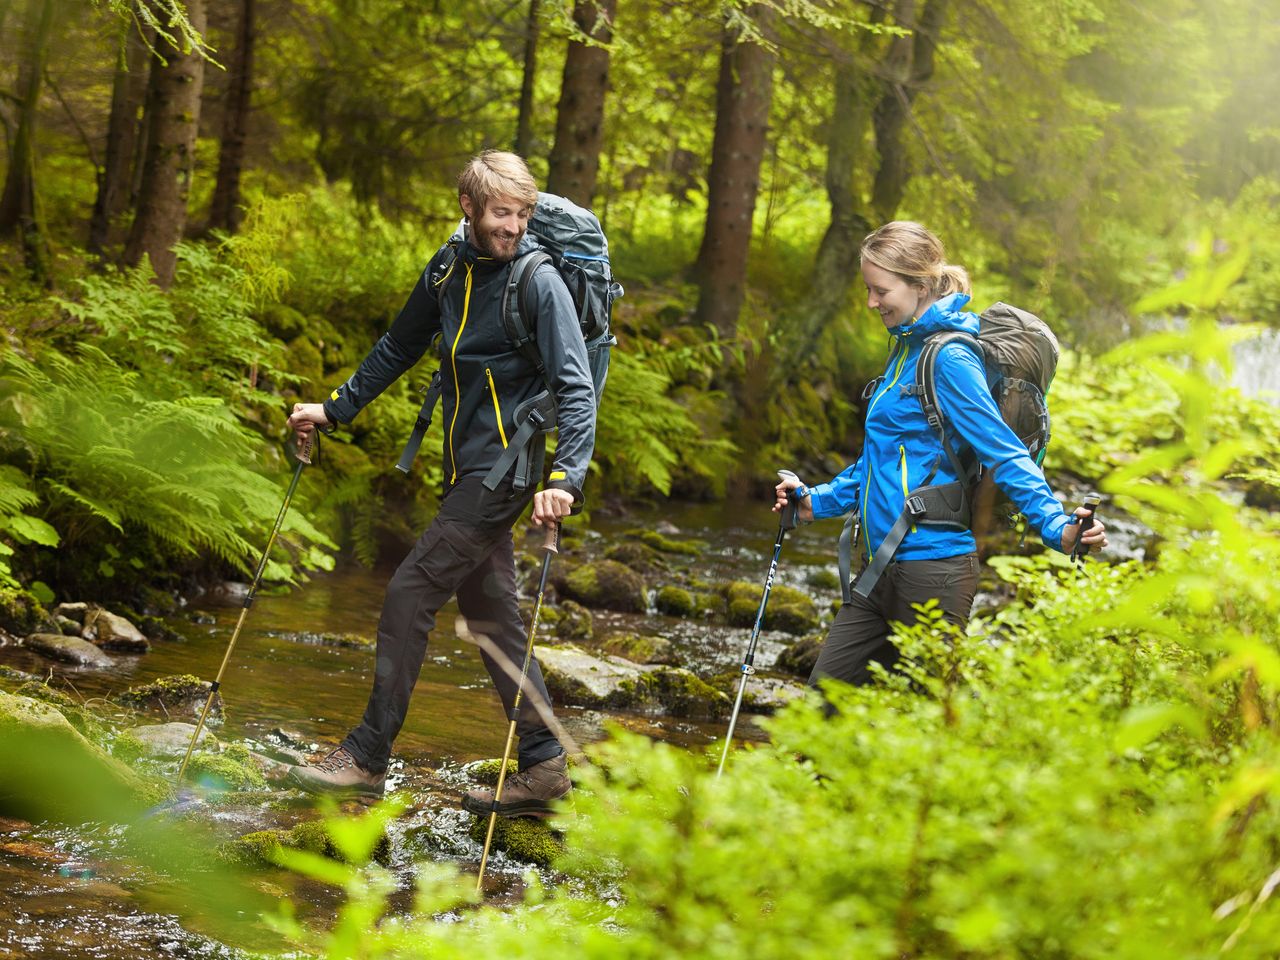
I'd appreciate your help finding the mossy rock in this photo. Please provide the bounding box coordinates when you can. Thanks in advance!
[554,600,593,642]
[0,664,37,687]
[624,529,708,557]
[775,634,824,679]
[706,671,807,714]
[600,632,677,665]
[0,691,168,821]
[520,600,560,630]
[111,731,148,764]
[654,586,696,617]
[0,584,54,635]
[603,541,669,576]
[13,681,107,743]
[466,814,564,868]
[608,668,729,720]
[806,568,842,591]
[114,674,223,724]
[723,582,818,635]
[560,561,647,613]
[185,747,268,792]
[461,757,518,787]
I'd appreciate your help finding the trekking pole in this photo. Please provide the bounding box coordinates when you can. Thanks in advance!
[175,434,314,785]
[1070,494,1102,565]
[716,470,801,778]
[476,521,560,893]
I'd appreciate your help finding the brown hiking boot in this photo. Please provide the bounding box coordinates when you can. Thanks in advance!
[288,746,385,797]
[461,753,571,818]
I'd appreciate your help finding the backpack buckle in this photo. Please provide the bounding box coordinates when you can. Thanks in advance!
[906,495,927,519]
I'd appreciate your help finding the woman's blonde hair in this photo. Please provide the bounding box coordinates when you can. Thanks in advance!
[457,150,539,213]
[859,221,971,299]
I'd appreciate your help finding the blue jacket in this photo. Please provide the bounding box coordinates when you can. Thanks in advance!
[808,293,1070,560]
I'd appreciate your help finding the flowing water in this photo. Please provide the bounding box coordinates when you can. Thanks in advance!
[0,497,844,959]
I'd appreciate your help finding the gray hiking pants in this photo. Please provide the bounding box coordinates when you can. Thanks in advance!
[808,553,980,688]
[342,476,563,774]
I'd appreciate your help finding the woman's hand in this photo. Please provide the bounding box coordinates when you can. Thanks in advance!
[1061,505,1108,555]
[773,475,814,523]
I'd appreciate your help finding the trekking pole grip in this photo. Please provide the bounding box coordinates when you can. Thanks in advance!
[542,521,561,554]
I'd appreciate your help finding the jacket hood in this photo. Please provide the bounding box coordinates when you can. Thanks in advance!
[889,292,979,339]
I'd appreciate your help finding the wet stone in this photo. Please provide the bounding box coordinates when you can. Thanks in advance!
[24,633,114,667]
[54,615,82,636]
[559,560,647,613]
[51,602,89,625]
[81,608,149,652]
[125,722,217,757]
[114,674,223,724]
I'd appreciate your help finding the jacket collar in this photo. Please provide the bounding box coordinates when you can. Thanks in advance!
[888,292,979,341]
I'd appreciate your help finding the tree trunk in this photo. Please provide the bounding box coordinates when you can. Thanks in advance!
[0,0,56,284]
[513,0,540,157]
[88,21,152,257]
[124,0,208,287]
[545,0,614,205]
[207,0,255,234]
[870,0,946,222]
[692,6,775,342]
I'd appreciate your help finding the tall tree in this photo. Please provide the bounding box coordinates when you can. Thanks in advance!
[546,0,615,205]
[124,0,209,287]
[513,0,540,157]
[207,0,256,234]
[0,0,57,284]
[692,5,775,342]
[88,19,152,256]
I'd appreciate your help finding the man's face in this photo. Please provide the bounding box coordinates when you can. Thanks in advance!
[459,193,532,262]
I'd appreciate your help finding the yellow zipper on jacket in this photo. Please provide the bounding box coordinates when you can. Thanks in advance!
[861,338,913,559]
[899,444,916,534]
[485,367,509,448]
[446,263,474,484]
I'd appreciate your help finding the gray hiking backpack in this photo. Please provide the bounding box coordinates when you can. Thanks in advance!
[395,193,621,483]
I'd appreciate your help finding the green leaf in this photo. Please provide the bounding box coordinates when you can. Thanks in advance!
[1114,703,1207,752]
[3,514,60,547]
[29,581,55,605]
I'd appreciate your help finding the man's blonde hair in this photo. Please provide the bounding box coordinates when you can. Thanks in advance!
[860,220,971,299]
[457,150,539,213]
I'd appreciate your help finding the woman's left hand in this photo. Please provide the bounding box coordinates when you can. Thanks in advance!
[1061,505,1108,555]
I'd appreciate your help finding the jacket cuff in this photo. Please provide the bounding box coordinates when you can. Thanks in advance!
[545,479,585,515]
[808,482,838,521]
[323,390,358,426]
[1041,514,1071,553]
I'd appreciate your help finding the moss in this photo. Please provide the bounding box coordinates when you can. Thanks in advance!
[601,632,676,665]
[0,584,52,635]
[625,529,708,557]
[220,817,390,868]
[604,541,669,575]
[463,757,518,787]
[111,732,147,764]
[13,681,107,743]
[555,600,593,641]
[806,568,842,591]
[115,674,222,722]
[608,668,728,719]
[466,814,564,868]
[562,561,647,613]
[723,582,818,634]
[186,750,267,792]
[654,585,696,617]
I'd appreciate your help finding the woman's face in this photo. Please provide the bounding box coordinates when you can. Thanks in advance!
[862,260,927,330]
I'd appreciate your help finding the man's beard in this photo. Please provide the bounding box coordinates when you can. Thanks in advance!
[472,222,523,262]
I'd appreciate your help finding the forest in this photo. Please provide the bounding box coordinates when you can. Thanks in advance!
[2,0,1280,957]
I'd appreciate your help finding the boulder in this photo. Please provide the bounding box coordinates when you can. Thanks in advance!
[185,744,268,791]
[0,691,165,822]
[54,615,82,636]
[0,585,56,635]
[560,560,647,613]
[114,674,223,724]
[624,529,707,557]
[537,645,728,719]
[220,817,390,868]
[709,672,808,714]
[654,585,696,617]
[124,722,217,757]
[24,632,113,667]
[52,602,90,625]
[603,541,669,575]
[81,608,149,652]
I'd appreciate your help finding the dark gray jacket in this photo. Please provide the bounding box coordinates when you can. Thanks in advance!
[322,235,596,505]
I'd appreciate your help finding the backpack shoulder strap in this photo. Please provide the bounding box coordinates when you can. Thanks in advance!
[502,250,553,377]
[430,241,461,310]
[917,331,982,489]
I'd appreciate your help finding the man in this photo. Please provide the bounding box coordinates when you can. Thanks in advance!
[286,151,595,817]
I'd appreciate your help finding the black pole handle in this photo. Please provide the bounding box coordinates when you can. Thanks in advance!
[1071,494,1102,562]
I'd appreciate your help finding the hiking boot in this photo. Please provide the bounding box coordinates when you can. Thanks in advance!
[287,746,385,797]
[461,753,570,818]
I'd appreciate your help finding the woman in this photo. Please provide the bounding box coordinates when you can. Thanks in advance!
[775,221,1107,688]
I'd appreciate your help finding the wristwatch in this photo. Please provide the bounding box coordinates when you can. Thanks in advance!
[790,484,809,502]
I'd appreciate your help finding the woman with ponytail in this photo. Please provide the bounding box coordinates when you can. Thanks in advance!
[773,221,1107,689]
